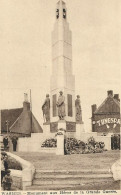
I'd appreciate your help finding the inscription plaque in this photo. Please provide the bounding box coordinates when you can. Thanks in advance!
[66,122,76,132]
[50,122,58,133]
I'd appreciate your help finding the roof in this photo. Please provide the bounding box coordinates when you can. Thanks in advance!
[1,107,43,134]
[57,0,65,5]
[1,108,23,132]
[9,111,43,134]
[94,95,120,114]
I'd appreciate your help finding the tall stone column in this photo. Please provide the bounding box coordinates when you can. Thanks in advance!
[50,0,75,124]
[42,1,84,136]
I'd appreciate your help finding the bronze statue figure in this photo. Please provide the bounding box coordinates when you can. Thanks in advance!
[42,94,50,122]
[75,95,82,123]
[56,91,66,120]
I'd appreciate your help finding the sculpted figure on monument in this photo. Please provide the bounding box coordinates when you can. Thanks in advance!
[75,95,82,123]
[42,94,50,123]
[56,91,66,120]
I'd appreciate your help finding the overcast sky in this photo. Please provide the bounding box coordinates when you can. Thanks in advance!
[0,0,120,132]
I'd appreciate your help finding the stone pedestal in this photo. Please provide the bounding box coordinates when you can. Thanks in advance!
[58,120,66,129]
[56,123,66,155]
[43,123,50,136]
[56,133,65,155]
[76,123,84,140]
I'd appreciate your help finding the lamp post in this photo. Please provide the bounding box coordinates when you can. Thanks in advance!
[3,120,10,151]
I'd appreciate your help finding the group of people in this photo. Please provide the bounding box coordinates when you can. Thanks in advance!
[1,152,12,191]
[3,136,18,152]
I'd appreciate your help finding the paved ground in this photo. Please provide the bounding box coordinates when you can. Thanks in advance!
[14,150,120,171]
[12,150,121,190]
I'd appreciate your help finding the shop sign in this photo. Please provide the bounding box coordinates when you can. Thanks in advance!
[93,118,120,129]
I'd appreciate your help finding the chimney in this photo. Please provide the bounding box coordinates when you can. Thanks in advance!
[23,93,30,111]
[114,94,120,102]
[107,90,113,97]
[91,104,97,115]
[24,93,28,102]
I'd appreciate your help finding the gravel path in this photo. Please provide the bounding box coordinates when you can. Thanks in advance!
[13,150,120,171]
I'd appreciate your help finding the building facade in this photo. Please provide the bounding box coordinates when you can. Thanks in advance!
[91,90,120,135]
[1,95,43,137]
[91,90,120,149]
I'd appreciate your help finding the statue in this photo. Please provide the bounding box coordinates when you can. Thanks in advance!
[56,91,66,120]
[75,95,82,123]
[42,94,50,122]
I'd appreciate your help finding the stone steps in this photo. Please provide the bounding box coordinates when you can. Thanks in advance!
[25,168,114,190]
[26,184,88,191]
[33,177,113,185]
[26,180,115,191]
[13,151,120,190]
[35,168,110,174]
[34,168,112,179]
[34,174,112,179]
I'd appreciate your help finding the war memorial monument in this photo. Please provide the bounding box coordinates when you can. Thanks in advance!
[0,0,120,192]
[15,0,115,153]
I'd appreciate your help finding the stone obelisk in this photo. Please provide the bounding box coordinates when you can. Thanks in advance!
[50,0,76,134]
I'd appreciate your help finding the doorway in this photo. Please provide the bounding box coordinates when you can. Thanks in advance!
[111,134,120,150]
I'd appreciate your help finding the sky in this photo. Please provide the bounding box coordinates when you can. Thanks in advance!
[0,0,120,132]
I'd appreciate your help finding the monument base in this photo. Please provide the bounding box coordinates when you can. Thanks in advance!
[58,120,66,129]
[56,128,65,155]
[43,123,50,136]
[76,123,85,139]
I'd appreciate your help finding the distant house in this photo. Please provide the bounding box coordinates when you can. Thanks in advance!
[91,90,120,135]
[1,98,43,137]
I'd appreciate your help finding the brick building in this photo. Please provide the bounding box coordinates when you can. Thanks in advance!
[91,90,120,135]
[91,90,120,149]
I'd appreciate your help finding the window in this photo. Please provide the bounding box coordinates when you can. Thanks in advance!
[56,9,59,19]
[63,9,66,19]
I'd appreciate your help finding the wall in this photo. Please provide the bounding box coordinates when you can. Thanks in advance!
[17,132,57,152]
[7,152,35,190]
[18,131,112,152]
[10,169,22,190]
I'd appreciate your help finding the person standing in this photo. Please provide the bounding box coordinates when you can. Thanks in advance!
[3,136,9,151]
[1,154,5,184]
[1,152,8,185]
[12,136,18,151]
[2,170,13,191]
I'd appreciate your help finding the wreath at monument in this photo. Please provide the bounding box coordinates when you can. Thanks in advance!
[41,138,57,148]
[64,137,105,155]
[64,138,85,155]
